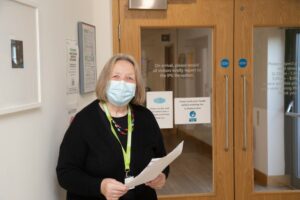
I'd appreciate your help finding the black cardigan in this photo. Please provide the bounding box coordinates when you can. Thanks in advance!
[56,100,169,200]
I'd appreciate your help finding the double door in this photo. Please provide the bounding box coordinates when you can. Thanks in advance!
[113,0,300,199]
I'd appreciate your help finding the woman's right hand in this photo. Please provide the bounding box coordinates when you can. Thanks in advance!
[100,178,128,200]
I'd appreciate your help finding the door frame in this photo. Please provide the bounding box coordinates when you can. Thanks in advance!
[112,0,120,54]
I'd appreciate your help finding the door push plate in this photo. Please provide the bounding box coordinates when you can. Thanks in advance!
[129,0,167,10]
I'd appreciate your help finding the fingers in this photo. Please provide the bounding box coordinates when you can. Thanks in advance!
[101,178,128,200]
[145,173,166,189]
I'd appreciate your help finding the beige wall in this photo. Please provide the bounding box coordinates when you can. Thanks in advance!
[0,0,113,199]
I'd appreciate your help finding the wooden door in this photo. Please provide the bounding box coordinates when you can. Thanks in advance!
[234,0,300,200]
[114,0,234,200]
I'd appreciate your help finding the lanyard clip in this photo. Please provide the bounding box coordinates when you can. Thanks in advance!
[125,169,130,178]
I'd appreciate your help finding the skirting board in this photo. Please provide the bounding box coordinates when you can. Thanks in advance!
[254,168,291,186]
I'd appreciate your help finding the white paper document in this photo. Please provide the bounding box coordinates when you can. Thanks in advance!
[125,141,184,188]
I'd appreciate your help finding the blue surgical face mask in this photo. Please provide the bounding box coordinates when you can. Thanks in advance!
[106,80,136,106]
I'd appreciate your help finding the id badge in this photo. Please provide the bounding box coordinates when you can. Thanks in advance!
[125,176,135,190]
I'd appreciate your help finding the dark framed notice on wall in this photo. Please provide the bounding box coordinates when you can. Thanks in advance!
[78,22,97,94]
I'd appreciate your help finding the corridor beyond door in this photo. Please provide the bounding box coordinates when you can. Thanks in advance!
[141,28,213,195]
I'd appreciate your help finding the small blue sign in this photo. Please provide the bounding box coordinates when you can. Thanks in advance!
[221,58,229,68]
[239,58,247,68]
[153,97,166,104]
[189,111,196,118]
[189,111,197,122]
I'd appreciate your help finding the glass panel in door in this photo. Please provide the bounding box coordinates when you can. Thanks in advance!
[253,27,300,191]
[141,28,213,195]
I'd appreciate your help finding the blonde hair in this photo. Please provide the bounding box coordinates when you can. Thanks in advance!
[96,53,145,105]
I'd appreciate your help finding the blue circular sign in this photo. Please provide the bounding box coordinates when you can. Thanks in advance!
[239,58,247,68]
[189,111,196,118]
[221,58,229,68]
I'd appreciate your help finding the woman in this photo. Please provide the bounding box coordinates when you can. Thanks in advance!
[57,54,169,200]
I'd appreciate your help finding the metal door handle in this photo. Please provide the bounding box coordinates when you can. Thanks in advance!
[285,101,300,117]
[224,75,229,151]
[242,75,247,151]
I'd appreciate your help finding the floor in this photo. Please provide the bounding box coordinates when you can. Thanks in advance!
[157,129,297,196]
[254,183,295,191]
[157,130,212,195]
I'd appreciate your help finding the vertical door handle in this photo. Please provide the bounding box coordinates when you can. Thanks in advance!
[241,75,247,151]
[224,75,229,151]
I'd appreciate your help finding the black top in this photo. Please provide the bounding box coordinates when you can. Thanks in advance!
[111,115,128,148]
[56,100,169,200]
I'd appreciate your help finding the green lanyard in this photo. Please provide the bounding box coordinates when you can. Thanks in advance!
[102,102,133,175]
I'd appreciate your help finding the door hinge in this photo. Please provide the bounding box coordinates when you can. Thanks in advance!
[118,23,121,40]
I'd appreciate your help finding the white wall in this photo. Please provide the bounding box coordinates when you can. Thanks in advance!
[253,28,268,174]
[253,28,285,176]
[177,29,212,98]
[0,0,113,199]
[267,30,285,176]
[253,108,268,174]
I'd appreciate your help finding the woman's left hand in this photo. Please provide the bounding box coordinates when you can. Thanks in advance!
[145,173,166,189]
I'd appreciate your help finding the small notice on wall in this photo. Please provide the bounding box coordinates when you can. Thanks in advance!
[66,40,79,120]
[146,91,173,129]
[66,40,79,95]
[174,97,211,124]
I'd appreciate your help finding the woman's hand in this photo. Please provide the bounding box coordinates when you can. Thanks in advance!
[145,173,166,189]
[100,178,128,200]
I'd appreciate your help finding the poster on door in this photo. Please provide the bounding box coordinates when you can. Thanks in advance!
[146,91,173,129]
[174,97,211,124]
